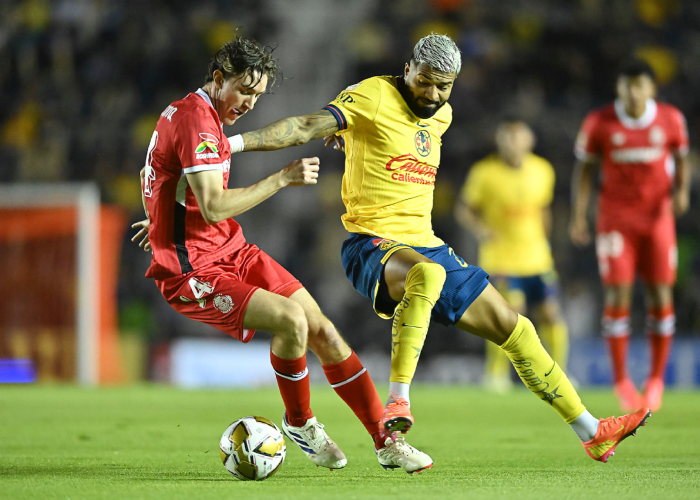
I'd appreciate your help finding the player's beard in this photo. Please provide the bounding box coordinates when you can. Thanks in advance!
[397,76,446,119]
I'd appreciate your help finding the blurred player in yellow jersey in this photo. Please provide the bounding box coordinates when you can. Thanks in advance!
[228,35,651,467]
[455,120,569,392]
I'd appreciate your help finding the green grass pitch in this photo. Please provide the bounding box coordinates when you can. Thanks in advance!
[1,384,699,499]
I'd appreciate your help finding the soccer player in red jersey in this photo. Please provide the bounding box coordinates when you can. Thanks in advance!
[570,59,691,412]
[131,38,428,473]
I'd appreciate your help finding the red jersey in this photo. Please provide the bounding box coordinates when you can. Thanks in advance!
[575,99,688,223]
[143,89,245,279]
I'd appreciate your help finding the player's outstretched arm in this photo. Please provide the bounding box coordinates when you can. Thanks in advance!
[673,152,691,216]
[569,159,598,246]
[187,158,320,224]
[131,167,151,252]
[454,200,495,243]
[233,110,340,152]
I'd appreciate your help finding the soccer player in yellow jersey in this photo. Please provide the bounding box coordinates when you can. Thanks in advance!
[455,120,569,392]
[228,35,651,465]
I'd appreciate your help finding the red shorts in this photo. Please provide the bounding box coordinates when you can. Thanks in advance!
[156,243,303,342]
[596,215,677,286]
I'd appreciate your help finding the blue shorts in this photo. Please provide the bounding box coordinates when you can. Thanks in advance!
[341,233,490,326]
[491,271,560,309]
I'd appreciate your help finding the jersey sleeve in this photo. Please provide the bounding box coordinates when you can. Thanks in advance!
[461,162,486,208]
[435,104,452,139]
[323,77,382,133]
[668,107,689,156]
[540,158,556,207]
[574,112,602,161]
[173,109,226,174]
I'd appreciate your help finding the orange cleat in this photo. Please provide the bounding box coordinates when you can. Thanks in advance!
[642,377,664,412]
[614,377,641,412]
[583,407,651,463]
[381,393,414,434]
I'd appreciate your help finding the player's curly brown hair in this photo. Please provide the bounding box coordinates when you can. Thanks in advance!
[205,36,281,90]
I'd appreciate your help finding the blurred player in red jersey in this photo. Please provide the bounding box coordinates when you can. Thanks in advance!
[570,59,691,412]
[130,38,427,473]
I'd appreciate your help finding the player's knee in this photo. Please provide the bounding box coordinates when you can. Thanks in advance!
[405,262,446,298]
[408,262,446,287]
[275,301,308,346]
[604,285,632,308]
[541,302,561,325]
[307,317,346,356]
[645,284,673,308]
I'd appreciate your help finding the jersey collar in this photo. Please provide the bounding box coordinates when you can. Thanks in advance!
[614,98,657,129]
[195,88,214,109]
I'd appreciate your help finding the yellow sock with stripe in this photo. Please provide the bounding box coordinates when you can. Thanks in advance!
[500,314,585,424]
[539,320,570,372]
[389,262,446,385]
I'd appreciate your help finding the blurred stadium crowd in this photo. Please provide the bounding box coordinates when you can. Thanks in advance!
[1,0,699,374]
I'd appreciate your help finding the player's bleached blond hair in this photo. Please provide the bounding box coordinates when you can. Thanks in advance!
[412,34,462,75]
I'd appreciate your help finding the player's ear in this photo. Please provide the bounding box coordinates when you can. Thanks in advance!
[213,70,225,89]
[404,62,411,78]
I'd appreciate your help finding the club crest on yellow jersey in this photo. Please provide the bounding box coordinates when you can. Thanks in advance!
[414,130,431,156]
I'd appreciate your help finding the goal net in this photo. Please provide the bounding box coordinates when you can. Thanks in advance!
[0,183,126,385]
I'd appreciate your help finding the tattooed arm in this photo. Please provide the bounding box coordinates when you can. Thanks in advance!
[241,110,340,151]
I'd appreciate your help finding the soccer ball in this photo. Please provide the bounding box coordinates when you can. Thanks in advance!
[219,416,286,481]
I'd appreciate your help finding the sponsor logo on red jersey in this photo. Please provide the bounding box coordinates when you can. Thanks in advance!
[161,105,177,121]
[195,133,220,159]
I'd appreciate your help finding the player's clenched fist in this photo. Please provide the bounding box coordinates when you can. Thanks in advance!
[282,157,320,187]
[569,217,591,247]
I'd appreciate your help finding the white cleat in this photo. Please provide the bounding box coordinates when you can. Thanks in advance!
[281,415,347,469]
[376,435,433,474]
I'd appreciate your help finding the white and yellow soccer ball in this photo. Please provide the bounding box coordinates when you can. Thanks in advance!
[219,416,286,481]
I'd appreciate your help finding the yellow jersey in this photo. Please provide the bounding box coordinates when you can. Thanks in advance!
[461,153,555,276]
[324,76,451,247]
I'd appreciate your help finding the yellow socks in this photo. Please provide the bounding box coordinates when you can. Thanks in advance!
[390,262,446,384]
[500,314,585,424]
[539,320,569,372]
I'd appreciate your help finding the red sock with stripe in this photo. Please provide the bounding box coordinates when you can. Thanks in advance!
[602,306,630,383]
[270,352,313,427]
[322,351,385,450]
[647,304,675,380]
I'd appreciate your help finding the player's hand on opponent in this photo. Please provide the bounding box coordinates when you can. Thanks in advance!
[131,219,151,252]
[324,135,345,152]
[673,190,690,216]
[569,217,591,246]
[283,157,320,187]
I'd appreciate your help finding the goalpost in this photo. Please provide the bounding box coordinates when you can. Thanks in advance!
[0,183,100,385]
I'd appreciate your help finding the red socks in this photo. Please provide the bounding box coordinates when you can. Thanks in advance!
[647,305,675,380]
[270,352,313,427]
[322,351,386,450]
[603,304,675,383]
[602,306,630,384]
